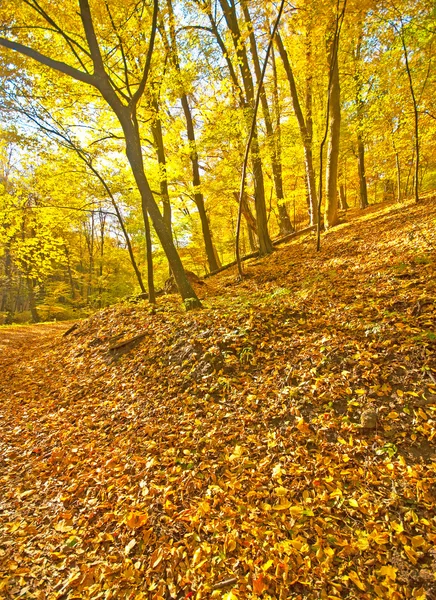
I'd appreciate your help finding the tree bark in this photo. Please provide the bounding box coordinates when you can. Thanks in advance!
[26,276,39,323]
[400,25,419,203]
[325,37,341,228]
[275,33,318,226]
[242,2,292,236]
[218,0,273,255]
[144,208,156,303]
[339,183,348,210]
[395,152,402,202]
[151,97,172,235]
[180,94,220,272]
[165,0,220,273]
[357,135,368,208]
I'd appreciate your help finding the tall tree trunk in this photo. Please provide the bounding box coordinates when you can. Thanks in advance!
[275,33,318,225]
[26,275,39,323]
[165,0,220,273]
[400,27,419,203]
[325,38,341,228]
[339,183,348,209]
[395,152,402,202]
[151,97,172,235]
[243,2,292,235]
[357,135,368,208]
[218,0,273,255]
[180,94,220,272]
[3,243,14,323]
[271,44,292,235]
[144,208,156,303]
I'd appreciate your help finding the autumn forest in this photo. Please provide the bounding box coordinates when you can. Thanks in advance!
[0,0,434,317]
[0,0,436,599]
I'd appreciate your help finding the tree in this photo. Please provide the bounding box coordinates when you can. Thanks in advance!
[0,0,201,307]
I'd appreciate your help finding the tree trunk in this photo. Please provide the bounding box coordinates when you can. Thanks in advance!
[339,184,348,209]
[243,2,292,236]
[357,135,368,208]
[3,243,14,323]
[151,98,172,235]
[218,0,273,255]
[395,152,402,202]
[119,111,200,306]
[26,276,39,323]
[179,93,220,272]
[401,29,419,203]
[275,33,318,225]
[325,40,341,228]
[144,208,156,303]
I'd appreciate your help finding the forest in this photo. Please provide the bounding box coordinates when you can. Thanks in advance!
[0,1,436,599]
[0,0,434,320]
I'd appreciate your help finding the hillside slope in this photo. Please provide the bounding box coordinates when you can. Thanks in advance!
[1,198,436,599]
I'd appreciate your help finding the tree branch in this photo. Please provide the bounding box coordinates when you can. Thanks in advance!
[0,37,96,87]
[131,0,158,109]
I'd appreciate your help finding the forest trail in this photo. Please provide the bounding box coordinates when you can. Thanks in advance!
[1,198,436,599]
[0,324,69,369]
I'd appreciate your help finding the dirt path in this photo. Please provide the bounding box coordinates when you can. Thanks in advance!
[0,323,71,369]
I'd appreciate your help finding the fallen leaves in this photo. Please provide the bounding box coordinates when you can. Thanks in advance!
[0,199,435,598]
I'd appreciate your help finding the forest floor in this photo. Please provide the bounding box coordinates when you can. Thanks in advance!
[1,197,436,600]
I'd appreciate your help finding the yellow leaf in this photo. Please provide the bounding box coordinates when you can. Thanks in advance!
[296,417,310,434]
[289,505,304,517]
[273,500,291,511]
[391,521,404,534]
[262,559,273,572]
[124,538,136,556]
[54,521,74,533]
[379,565,397,580]
[348,570,366,591]
[372,532,389,545]
[355,389,366,395]
[125,511,148,530]
[348,498,359,508]
[229,445,244,460]
[411,535,425,548]
[388,411,399,420]
[274,486,289,497]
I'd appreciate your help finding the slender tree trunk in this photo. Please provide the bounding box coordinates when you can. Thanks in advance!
[357,135,368,208]
[243,2,292,235]
[339,184,348,209]
[270,45,292,234]
[179,93,220,272]
[325,37,341,228]
[400,28,419,203]
[3,243,14,323]
[151,98,172,235]
[26,276,39,323]
[122,123,200,305]
[395,152,402,202]
[165,0,220,272]
[275,32,318,225]
[144,208,155,303]
[219,0,273,255]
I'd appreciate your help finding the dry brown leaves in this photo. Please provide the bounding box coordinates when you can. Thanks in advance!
[0,198,435,599]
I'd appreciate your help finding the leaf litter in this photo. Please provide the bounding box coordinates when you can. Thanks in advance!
[0,198,436,599]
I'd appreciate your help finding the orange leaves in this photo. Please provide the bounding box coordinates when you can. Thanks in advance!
[1,199,436,599]
[252,573,267,594]
[125,511,148,530]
